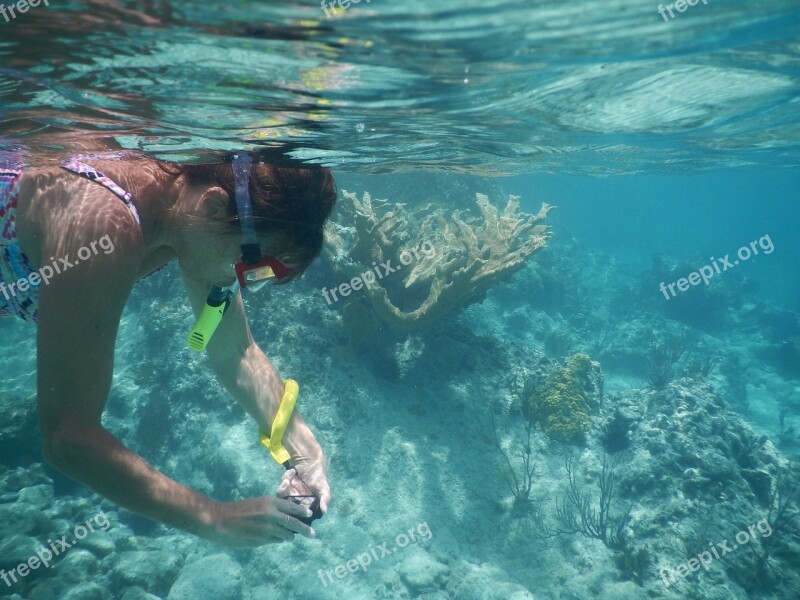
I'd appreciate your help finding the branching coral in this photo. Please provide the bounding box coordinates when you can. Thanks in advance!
[324,190,553,331]
[555,453,632,551]
[527,452,634,556]
[648,334,686,389]
[491,406,537,515]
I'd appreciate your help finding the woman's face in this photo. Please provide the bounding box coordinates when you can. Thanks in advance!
[170,184,302,288]
[177,222,300,289]
[178,223,243,288]
[164,184,242,286]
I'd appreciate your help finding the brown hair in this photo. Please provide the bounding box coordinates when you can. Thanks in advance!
[180,161,337,275]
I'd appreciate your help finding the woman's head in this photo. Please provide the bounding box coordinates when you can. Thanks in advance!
[179,160,337,277]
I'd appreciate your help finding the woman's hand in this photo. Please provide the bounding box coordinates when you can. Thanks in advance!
[201,496,315,548]
[277,456,332,516]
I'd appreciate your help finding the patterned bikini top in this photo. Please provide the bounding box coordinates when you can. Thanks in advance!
[61,158,141,225]
[0,156,141,323]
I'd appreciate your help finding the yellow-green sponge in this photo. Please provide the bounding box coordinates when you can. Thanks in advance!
[529,353,597,444]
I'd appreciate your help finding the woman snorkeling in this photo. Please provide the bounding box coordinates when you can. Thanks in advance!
[0,149,335,547]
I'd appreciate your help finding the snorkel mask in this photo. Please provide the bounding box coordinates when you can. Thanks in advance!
[187,153,296,352]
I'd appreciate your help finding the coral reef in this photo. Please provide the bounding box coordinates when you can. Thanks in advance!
[528,353,602,444]
[324,190,553,331]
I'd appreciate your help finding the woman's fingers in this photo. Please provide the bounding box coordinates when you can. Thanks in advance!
[319,490,331,514]
[274,466,330,520]
[277,468,296,497]
[279,515,315,538]
[272,497,316,538]
[268,523,296,542]
[273,495,312,518]
[209,496,320,547]
[276,469,316,501]
[232,497,313,542]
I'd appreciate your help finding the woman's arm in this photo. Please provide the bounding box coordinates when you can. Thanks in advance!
[35,217,314,546]
[180,272,331,511]
[36,224,222,534]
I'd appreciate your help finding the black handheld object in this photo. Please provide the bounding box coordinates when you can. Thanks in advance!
[290,495,323,525]
[283,464,323,525]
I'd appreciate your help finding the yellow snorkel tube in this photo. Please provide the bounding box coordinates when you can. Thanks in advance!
[187,285,236,352]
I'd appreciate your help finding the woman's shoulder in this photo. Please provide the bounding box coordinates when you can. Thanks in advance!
[15,160,145,270]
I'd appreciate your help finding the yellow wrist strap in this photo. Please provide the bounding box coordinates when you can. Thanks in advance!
[259,379,299,466]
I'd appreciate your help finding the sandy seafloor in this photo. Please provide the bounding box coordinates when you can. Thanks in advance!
[1,172,799,600]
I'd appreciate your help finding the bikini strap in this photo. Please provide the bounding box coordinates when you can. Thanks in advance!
[62,158,141,225]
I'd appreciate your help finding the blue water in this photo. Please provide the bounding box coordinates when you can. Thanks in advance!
[1,1,800,599]
[506,169,800,306]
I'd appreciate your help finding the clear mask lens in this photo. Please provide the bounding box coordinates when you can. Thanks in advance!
[244,266,276,291]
